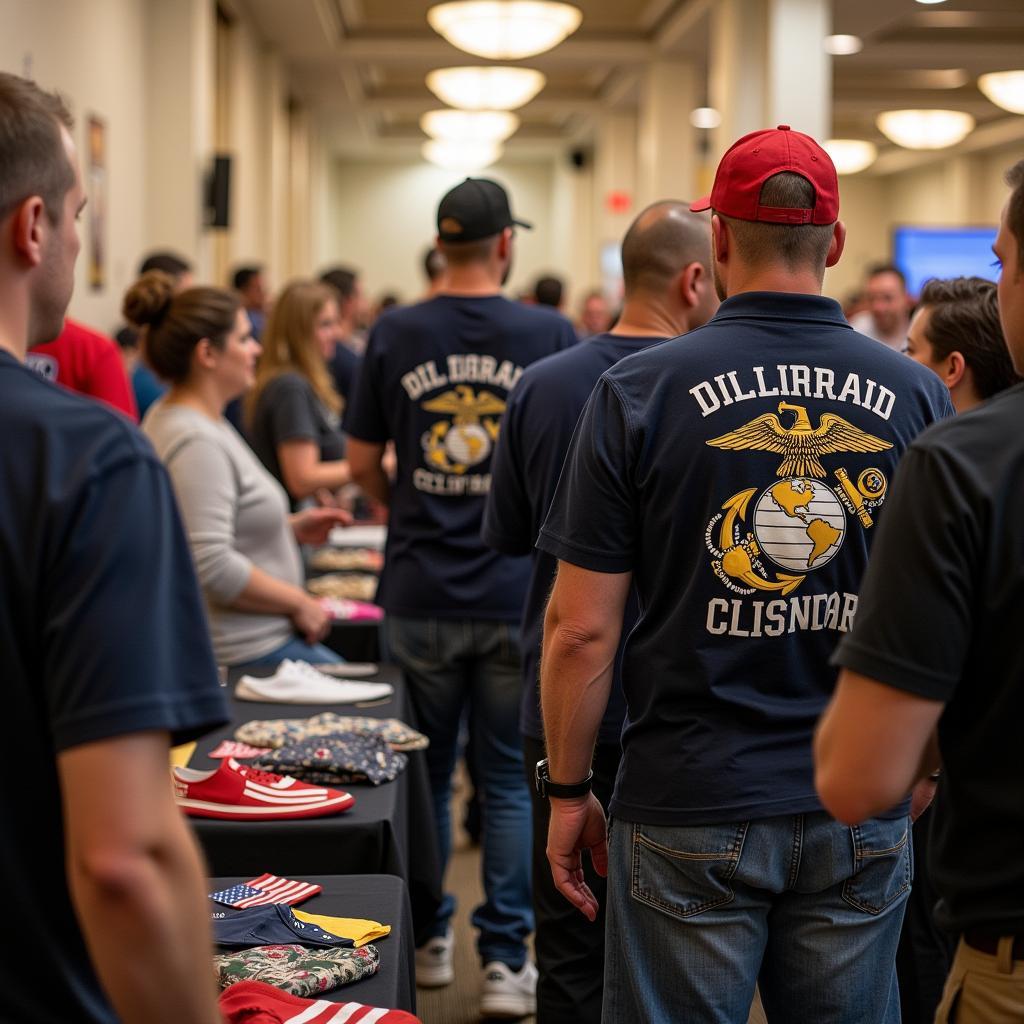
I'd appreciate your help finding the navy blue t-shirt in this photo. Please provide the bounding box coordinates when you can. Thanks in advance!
[538,293,952,826]
[344,294,576,619]
[330,343,360,402]
[483,333,667,743]
[0,351,228,1023]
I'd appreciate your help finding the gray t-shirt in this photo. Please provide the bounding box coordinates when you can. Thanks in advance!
[249,372,346,501]
[143,400,303,665]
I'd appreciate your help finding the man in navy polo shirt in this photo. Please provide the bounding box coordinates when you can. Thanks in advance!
[345,177,575,1016]
[483,199,718,1022]
[0,73,227,1023]
[536,127,952,1022]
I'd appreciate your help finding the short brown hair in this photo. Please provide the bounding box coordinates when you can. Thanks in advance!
[440,233,500,267]
[718,172,834,272]
[919,276,1021,400]
[1006,159,1024,271]
[123,271,240,384]
[0,72,74,224]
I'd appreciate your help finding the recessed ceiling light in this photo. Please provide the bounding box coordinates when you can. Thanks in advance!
[978,71,1024,115]
[421,109,520,144]
[822,139,878,175]
[689,107,722,129]
[423,139,503,173]
[824,34,862,56]
[427,1,582,60]
[876,109,975,149]
[426,67,546,111]
[915,0,948,5]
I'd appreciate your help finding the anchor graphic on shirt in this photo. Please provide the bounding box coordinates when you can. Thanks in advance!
[706,488,805,596]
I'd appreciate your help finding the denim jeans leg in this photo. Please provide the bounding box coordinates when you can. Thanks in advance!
[602,818,768,1024]
[385,615,468,939]
[467,620,533,969]
[758,811,911,1024]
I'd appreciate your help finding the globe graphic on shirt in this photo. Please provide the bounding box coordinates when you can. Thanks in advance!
[752,478,846,571]
[443,423,492,468]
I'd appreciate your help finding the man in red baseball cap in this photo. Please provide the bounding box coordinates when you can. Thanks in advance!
[536,126,952,1021]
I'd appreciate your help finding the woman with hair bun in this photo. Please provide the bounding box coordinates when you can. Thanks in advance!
[246,280,351,505]
[127,271,347,666]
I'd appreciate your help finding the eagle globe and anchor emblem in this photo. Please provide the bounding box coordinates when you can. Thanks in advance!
[420,385,507,475]
[703,402,891,595]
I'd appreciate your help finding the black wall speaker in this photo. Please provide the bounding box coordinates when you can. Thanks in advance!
[570,148,588,171]
[206,154,232,229]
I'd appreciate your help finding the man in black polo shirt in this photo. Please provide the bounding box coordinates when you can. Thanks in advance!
[536,126,952,1022]
[345,177,575,1017]
[0,73,228,1023]
[816,160,1024,1023]
[483,200,717,1022]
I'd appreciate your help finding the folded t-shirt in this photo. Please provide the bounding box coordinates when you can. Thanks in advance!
[236,712,427,751]
[212,903,354,949]
[213,943,380,996]
[291,908,391,947]
[252,735,408,786]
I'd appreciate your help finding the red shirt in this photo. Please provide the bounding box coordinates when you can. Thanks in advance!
[28,319,139,421]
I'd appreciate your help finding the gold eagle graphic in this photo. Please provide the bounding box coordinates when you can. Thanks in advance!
[706,402,892,479]
[422,385,506,425]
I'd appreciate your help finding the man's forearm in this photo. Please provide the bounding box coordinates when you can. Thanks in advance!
[68,813,221,1023]
[540,623,615,783]
[352,464,390,506]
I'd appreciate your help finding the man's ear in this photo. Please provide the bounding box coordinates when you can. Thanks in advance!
[11,196,48,268]
[711,214,728,266]
[678,262,705,308]
[825,220,847,269]
[945,350,968,390]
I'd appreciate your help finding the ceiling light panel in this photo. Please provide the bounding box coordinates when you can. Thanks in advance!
[427,1,583,60]
[426,66,546,111]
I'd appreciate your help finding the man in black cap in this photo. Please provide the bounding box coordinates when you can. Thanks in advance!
[344,177,576,1018]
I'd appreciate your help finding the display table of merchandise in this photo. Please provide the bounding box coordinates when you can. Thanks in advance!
[189,664,441,945]
[209,873,415,1012]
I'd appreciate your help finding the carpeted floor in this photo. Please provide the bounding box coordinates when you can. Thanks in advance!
[414,771,767,1024]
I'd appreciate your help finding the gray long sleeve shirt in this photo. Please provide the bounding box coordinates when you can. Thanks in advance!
[143,400,303,665]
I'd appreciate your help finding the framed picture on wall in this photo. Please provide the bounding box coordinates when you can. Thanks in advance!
[86,115,107,291]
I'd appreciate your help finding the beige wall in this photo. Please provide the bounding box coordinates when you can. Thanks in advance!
[0,0,149,332]
[325,157,567,307]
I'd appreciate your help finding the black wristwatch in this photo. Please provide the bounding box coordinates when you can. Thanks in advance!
[535,758,593,799]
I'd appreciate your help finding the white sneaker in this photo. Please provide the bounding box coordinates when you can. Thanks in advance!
[480,960,537,1019]
[236,659,394,704]
[415,928,454,988]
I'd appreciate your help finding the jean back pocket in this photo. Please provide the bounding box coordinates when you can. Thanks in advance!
[842,816,912,915]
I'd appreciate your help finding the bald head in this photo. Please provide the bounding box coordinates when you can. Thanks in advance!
[621,202,711,297]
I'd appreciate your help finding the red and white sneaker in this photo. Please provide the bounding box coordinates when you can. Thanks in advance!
[171,758,355,820]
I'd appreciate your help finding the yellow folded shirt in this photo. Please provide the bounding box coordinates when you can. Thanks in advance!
[291,909,391,947]
[169,742,196,769]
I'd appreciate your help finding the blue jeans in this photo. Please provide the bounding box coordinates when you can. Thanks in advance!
[385,615,533,969]
[604,811,911,1023]
[246,637,343,666]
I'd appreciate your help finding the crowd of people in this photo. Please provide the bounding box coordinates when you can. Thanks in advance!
[2,67,1023,1024]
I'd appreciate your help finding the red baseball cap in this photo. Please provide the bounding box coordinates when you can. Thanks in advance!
[691,125,839,225]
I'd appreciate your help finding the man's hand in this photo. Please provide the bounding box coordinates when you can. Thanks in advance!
[291,506,352,545]
[547,792,608,922]
[910,776,938,822]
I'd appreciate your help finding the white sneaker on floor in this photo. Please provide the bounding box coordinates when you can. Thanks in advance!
[415,928,454,987]
[480,960,537,1019]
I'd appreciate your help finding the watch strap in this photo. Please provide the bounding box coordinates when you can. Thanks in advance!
[535,758,593,799]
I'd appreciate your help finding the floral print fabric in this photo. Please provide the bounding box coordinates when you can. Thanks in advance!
[235,712,428,752]
[214,943,380,995]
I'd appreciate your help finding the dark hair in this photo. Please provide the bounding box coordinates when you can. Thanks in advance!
[867,263,907,290]
[534,275,564,307]
[622,201,711,295]
[320,266,358,301]
[919,277,1021,399]
[232,265,262,291]
[123,271,240,384]
[1006,159,1024,270]
[423,248,447,282]
[718,172,834,271]
[138,250,192,280]
[0,72,74,224]
[439,234,500,267]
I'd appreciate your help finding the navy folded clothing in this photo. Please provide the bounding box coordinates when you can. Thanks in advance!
[252,735,408,786]
[212,903,355,950]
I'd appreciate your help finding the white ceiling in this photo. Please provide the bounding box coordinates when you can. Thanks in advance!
[234,0,1024,164]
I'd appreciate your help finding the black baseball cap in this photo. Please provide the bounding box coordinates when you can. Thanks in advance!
[436,178,532,243]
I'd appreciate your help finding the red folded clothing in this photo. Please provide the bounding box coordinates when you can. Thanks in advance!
[218,980,421,1023]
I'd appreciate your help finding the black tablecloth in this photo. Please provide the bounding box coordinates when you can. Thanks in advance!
[210,873,415,1012]
[190,663,441,945]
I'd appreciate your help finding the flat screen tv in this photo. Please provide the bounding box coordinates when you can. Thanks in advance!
[893,225,999,296]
